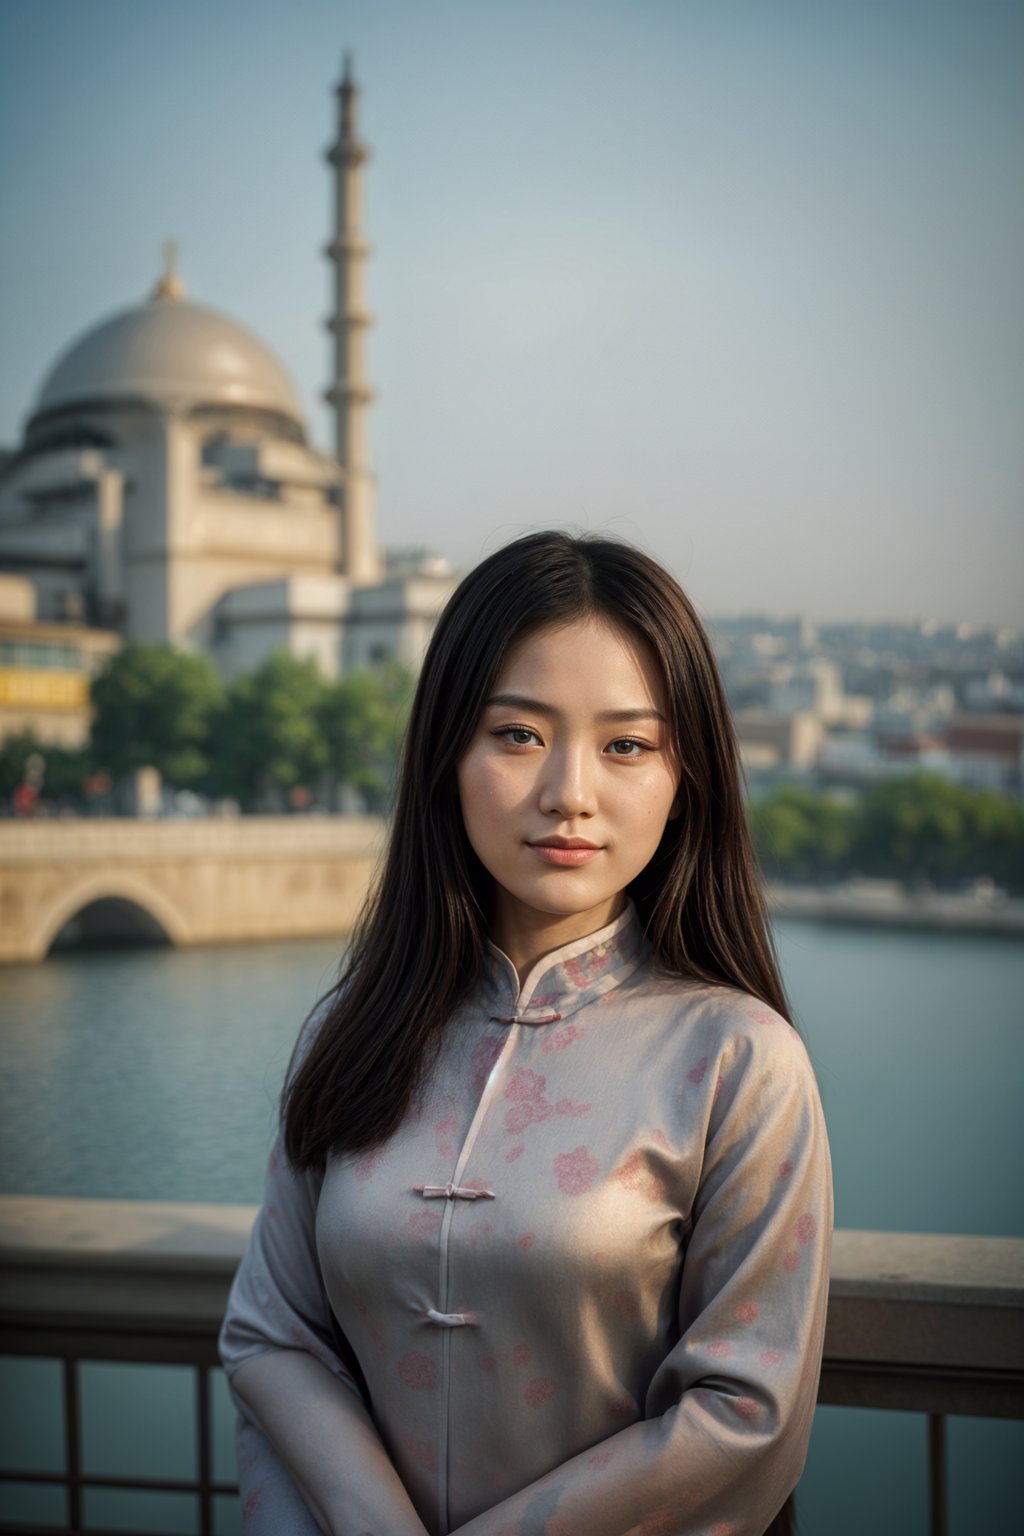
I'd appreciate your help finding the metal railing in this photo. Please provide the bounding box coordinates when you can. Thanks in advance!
[1,1198,1022,1536]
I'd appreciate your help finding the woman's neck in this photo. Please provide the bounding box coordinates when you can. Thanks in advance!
[489,891,627,985]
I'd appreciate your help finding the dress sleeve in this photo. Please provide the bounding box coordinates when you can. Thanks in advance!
[449,1017,833,1536]
[218,1010,430,1536]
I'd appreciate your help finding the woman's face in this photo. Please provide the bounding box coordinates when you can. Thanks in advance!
[456,614,681,968]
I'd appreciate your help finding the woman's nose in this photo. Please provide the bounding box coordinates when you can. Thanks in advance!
[537,747,596,818]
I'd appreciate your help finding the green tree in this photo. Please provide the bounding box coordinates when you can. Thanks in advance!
[748,773,1024,892]
[966,788,1024,891]
[317,665,414,812]
[91,644,223,788]
[748,785,854,882]
[206,650,329,810]
[851,773,970,886]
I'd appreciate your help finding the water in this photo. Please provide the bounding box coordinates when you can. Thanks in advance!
[1,921,1022,1533]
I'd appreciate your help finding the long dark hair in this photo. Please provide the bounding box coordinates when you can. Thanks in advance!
[285,530,791,1169]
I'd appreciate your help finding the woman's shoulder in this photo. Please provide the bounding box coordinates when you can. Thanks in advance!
[628,962,811,1072]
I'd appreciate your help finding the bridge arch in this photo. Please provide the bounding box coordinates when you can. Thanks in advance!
[35,874,192,961]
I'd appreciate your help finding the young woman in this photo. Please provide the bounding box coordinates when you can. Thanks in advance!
[220,531,832,1536]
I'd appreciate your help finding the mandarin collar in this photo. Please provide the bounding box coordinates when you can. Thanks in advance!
[481,904,649,1026]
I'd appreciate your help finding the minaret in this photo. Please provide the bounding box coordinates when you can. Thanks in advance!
[325,54,380,585]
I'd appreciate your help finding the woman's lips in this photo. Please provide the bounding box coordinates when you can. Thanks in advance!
[527,842,602,867]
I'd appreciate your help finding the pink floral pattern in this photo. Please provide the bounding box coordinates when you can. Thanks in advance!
[523,1375,559,1408]
[563,947,612,989]
[540,1022,583,1053]
[402,1209,442,1244]
[435,1112,457,1158]
[554,1096,591,1118]
[636,1513,676,1536]
[505,1068,554,1133]
[353,1297,387,1353]
[353,1146,386,1183]
[505,1068,589,1135]
[554,1144,599,1194]
[398,1351,437,1390]
[613,1149,665,1203]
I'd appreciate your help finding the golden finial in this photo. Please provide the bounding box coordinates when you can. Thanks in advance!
[151,239,185,302]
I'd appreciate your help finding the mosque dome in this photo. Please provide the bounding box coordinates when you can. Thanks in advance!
[28,263,305,434]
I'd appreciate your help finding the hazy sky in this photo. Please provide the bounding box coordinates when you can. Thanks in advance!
[1,0,1021,625]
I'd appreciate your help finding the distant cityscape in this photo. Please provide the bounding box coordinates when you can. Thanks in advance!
[713,613,1023,800]
[1,598,1020,803]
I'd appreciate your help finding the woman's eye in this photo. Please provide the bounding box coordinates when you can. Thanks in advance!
[607,738,646,758]
[498,726,540,747]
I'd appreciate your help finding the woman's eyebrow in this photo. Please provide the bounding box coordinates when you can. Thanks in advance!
[484,693,665,724]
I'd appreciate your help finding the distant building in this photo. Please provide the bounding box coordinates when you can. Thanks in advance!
[732,709,824,774]
[0,59,456,700]
[0,574,119,747]
[766,656,873,730]
[946,713,1024,792]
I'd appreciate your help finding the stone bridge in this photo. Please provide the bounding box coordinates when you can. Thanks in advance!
[0,816,386,963]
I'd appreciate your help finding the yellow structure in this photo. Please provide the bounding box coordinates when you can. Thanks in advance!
[0,573,119,747]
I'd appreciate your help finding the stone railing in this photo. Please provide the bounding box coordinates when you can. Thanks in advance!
[1,1198,1022,1536]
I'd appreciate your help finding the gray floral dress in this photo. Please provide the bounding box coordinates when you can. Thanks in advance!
[219,905,832,1535]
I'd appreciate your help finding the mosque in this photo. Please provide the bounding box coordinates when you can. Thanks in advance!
[0,60,456,747]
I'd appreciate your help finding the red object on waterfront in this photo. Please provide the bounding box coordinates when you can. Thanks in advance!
[12,783,38,816]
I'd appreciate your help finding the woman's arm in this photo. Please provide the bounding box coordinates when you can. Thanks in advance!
[449,1020,832,1536]
[230,1350,428,1536]
[220,1126,429,1536]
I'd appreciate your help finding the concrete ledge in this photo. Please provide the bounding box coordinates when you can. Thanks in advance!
[2,1199,1023,1416]
[0,815,387,865]
[768,882,1024,937]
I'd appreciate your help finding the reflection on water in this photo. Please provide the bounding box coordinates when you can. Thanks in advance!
[0,936,345,1203]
